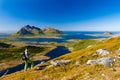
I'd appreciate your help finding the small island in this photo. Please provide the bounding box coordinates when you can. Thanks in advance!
[103,31,113,36]
[85,31,114,37]
[12,25,63,38]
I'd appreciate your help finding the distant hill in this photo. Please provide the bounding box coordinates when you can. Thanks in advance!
[13,25,63,37]
[104,31,113,35]
[42,27,63,35]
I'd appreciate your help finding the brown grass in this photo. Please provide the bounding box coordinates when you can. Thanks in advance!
[2,37,120,80]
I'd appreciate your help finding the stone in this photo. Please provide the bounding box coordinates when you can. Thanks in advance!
[75,61,80,65]
[96,49,110,56]
[50,60,71,66]
[86,57,114,66]
[86,60,96,65]
[50,61,58,66]
[35,66,42,70]
[101,74,105,77]
[40,61,45,64]
[96,57,114,66]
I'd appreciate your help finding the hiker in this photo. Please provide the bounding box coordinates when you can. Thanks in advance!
[22,48,34,71]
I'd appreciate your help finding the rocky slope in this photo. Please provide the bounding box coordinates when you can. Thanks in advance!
[2,37,120,80]
[13,25,63,37]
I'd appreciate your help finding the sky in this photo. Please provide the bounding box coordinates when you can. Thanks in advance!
[0,0,120,33]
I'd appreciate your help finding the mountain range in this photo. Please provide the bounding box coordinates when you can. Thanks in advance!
[13,25,63,37]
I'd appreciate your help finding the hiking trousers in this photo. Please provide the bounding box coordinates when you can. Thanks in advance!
[24,59,34,71]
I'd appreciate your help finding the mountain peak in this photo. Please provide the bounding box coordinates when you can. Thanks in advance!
[22,25,31,29]
[42,27,63,34]
[13,25,63,37]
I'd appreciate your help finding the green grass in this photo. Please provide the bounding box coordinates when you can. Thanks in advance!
[60,39,99,51]
[0,46,47,62]
[0,42,13,48]
[72,39,99,51]
[2,37,120,80]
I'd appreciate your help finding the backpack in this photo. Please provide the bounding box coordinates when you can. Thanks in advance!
[22,52,28,60]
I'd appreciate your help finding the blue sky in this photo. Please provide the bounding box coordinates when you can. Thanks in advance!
[0,0,120,33]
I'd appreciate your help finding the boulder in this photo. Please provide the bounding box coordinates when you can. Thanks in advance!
[86,57,114,66]
[96,57,114,66]
[96,49,110,56]
[50,60,71,66]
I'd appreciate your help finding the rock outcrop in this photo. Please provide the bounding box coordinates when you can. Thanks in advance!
[50,60,71,66]
[96,49,110,56]
[86,57,115,66]
[96,57,114,66]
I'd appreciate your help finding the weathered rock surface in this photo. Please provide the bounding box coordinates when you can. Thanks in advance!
[86,57,114,66]
[96,49,110,56]
[50,60,71,66]
[96,57,114,66]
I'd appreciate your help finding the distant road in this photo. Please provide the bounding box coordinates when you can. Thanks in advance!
[0,46,71,77]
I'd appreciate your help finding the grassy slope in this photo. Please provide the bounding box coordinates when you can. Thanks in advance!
[0,46,47,61]
[0,41,52,70]
[61,39,100,51]
[0,37,58,70]
[2,37,120,80]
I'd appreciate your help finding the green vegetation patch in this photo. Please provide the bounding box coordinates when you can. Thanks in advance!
[60,39,99,51]
[72,39,98,51]
[0,46,47,62]
[0,42,13,48]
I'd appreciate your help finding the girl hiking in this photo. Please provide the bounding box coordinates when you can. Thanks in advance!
[22,48,34,71]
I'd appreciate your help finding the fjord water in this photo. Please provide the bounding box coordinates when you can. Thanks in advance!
[0,31,119,43]
[15,31,119,43]
[0,34,11,37]
[0,46,71,76]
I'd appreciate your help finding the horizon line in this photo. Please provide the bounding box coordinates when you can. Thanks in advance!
[0,30,120,34]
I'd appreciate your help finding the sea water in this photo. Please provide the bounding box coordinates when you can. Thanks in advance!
[0,31,120,43]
